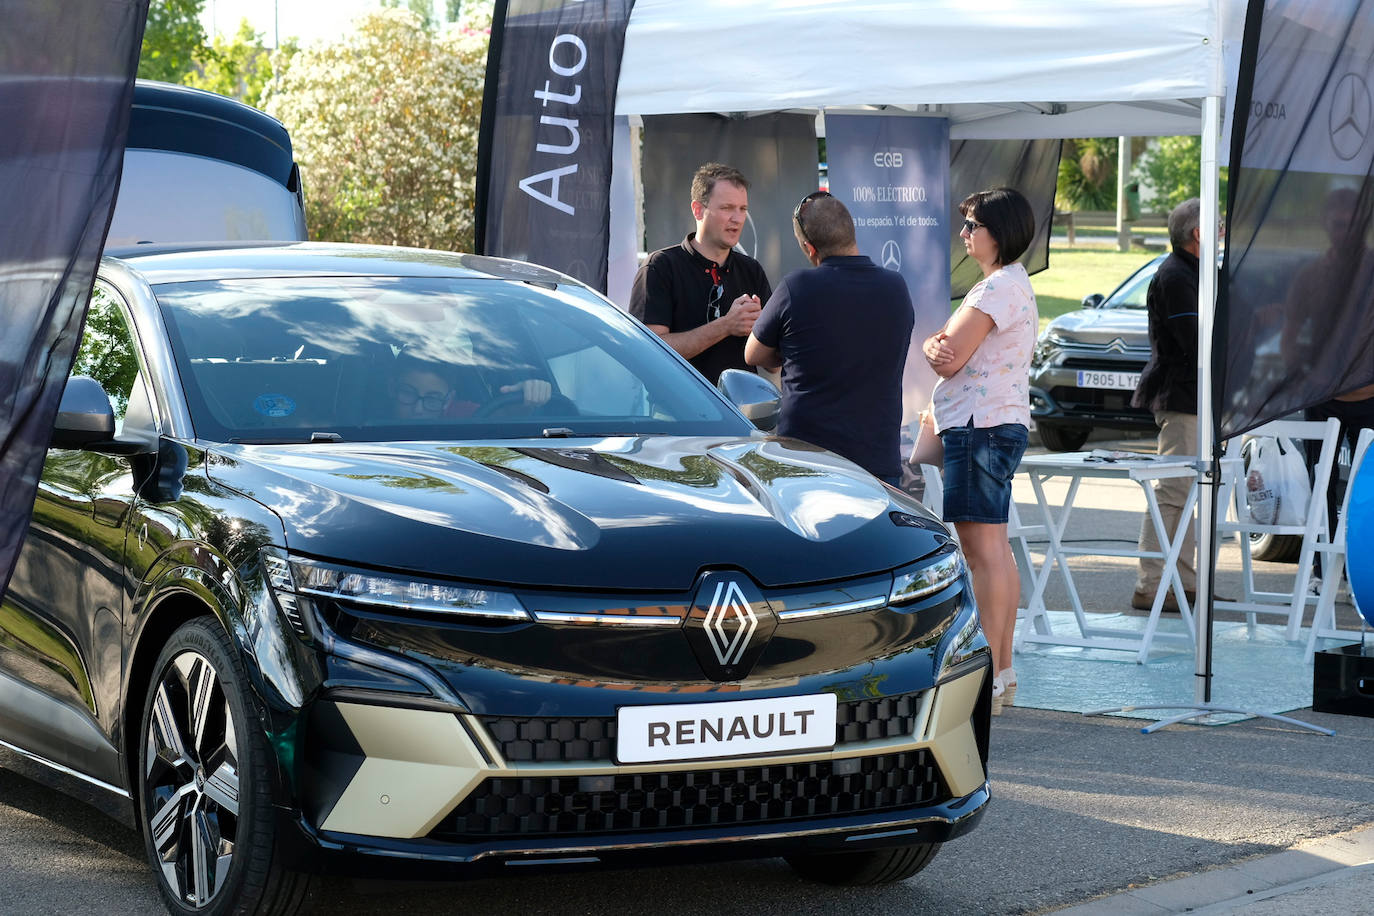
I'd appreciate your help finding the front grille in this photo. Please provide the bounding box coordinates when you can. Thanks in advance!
[1049,385,1151,414]
[431,751,944,839]
[480,692,922,763]
[1060,355,1148,371]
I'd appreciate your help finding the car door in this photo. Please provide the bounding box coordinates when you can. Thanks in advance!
[0,284,153,787]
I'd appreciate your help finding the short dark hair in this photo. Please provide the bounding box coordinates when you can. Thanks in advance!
[692,163,750,206]
[793,193,856,258]
[959,187,1036,265]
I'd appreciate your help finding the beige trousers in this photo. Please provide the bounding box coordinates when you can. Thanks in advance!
[1135,409,1198,594]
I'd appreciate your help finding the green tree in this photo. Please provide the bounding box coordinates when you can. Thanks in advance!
[1056,137,1118,211]
[262,8,491,251]
[138,0,208,84]
[185,19,279,108]
[382,0,437,30]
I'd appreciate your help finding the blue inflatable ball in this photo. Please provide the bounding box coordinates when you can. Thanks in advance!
[1348,451,1374,627]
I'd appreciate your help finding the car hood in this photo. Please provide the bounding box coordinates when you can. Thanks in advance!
[1045,308,1149,346]
[207,436,946,589]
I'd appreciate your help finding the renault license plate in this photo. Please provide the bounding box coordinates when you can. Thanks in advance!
[617,694,838,764]
[1077,370,1140,391]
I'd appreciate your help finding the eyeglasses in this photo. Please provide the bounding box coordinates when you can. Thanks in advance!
[793,190,833,245]
[706,282,726,320]
[395,382,450,412]
[962,218,986,235]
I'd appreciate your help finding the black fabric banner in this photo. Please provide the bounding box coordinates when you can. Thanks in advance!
[949,139,1062,299]
[0,0,147,600]
[1218,0,1374,439]
[474,0,635,292]
[641,113,820,285]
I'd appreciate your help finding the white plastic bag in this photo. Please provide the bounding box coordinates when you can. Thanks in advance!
[1244,436,1311,527]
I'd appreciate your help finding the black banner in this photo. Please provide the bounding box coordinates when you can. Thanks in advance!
[1218,0,1374,438]
[0,0,147,600]
[949,139,1062,298]
[475,0,635,292]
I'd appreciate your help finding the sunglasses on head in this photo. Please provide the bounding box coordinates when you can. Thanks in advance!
[793,190,833,245]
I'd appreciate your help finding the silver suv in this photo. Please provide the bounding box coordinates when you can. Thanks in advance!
[1028,255,1160,451]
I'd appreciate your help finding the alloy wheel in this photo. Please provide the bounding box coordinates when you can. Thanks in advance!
[144,650,241,909]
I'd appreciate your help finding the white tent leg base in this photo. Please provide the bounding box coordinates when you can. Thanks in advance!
[1081,703,1335,736]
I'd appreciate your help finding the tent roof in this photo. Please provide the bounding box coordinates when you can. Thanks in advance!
[617,0,1245,138]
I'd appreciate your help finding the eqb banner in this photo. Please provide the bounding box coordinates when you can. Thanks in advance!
[475,0,635,292]
[826,114,950,423]
[0,0,147,602]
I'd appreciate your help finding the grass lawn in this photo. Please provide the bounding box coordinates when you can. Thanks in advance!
[1029,245,1159,329]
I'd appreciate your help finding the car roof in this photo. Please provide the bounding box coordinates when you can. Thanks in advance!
[129,81,296,188]
[100,241,579,288]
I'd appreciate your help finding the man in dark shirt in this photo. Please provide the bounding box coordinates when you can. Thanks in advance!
[1131,197,1201,611]
[629,163,772,383]
[744,191,913,483]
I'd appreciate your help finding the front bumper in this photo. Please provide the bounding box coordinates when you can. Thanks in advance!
[280,662,991,875]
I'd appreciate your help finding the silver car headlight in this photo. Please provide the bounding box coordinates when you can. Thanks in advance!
[889,547,965,606]
[261,549,530,627]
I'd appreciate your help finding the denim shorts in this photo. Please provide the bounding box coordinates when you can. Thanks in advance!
[939,422,1028,524]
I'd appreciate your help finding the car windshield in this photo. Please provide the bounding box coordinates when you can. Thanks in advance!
[1101,258,1160,309]
[154,276,749,443]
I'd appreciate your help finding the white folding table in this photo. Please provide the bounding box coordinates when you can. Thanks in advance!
[1015,452,1201,663]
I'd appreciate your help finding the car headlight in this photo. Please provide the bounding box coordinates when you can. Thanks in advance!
[889,547,965,606]
[935,599,986,684]
[261,549,530,627]
[1031,336,1063,369]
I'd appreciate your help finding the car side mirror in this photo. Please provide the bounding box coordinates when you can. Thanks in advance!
[51,375,116,448]
[717,368,780,431]
[1081,293,1106,309]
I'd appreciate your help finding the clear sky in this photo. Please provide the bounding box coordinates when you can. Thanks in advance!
[201,0,390,47]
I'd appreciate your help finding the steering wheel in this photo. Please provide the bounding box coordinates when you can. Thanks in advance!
[473,392,579,419]
[472,390,528,418]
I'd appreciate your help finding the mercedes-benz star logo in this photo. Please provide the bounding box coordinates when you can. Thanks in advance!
[1330,72,1371,161]
[702,580,757,665]
[881,239,902,271]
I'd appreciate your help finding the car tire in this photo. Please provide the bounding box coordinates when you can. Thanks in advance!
[138,616,312,916]
[1250,530,1302,563]
[1037,423,1091,452]
[784,843,940,886]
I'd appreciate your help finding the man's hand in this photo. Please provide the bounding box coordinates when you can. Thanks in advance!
[500,379,552,406]
[923,332,954,368]
[721,294,762,337]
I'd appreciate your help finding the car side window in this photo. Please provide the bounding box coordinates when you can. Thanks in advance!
[71,286,145,428]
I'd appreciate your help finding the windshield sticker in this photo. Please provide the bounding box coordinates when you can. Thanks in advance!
[253,394,296,418]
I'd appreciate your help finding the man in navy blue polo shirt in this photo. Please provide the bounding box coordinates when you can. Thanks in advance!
[745,192,913,484]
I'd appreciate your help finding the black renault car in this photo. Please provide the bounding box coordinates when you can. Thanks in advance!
[3,243,989,915]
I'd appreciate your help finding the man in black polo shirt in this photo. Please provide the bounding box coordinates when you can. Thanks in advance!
[629,163,773,383]
[745,192,913,484]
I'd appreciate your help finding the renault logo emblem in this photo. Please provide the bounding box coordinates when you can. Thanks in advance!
[703,580,757,665]
[683,571,776,681]
[881,240,902,271]
[1330,72,1371,161]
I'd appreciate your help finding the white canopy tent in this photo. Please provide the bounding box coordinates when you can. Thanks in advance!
[608,0,1254,723]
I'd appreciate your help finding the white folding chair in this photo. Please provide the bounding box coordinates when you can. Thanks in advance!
[1305,427,1374,656]
[1213,417,1341,640]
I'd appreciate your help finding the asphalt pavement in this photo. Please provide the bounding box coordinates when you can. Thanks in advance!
[3,434,1374,915]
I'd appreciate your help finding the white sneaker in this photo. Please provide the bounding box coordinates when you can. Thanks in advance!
[1308,577,1323,597]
